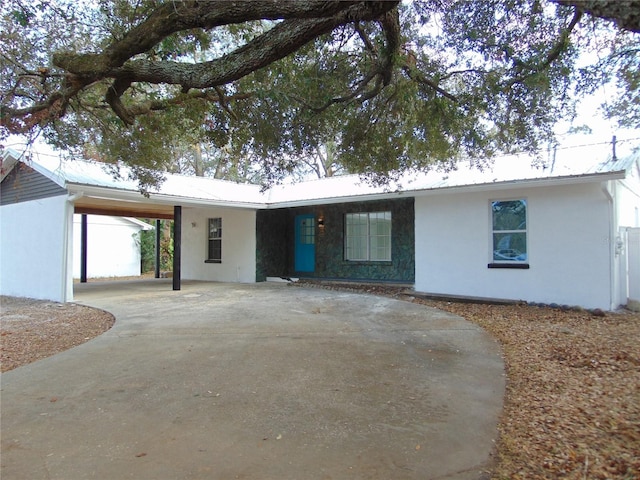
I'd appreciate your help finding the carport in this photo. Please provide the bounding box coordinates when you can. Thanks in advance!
[1,150,265,302]
[66,172,265,294]
[72,190,182,289]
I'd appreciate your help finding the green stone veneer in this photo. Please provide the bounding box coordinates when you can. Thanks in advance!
[256,198,415,283]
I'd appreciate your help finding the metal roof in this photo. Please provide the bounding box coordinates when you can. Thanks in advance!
[263,147,636,206]
[3,143,636,212]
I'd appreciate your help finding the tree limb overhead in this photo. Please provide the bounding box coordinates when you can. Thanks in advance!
[5,1,399,127]
[552,0,640,33]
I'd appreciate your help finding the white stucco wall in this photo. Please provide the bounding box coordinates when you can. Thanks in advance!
[72,215,145,278]
[181,207,257,283]
[0,194,73,302]
[415,182,613,309]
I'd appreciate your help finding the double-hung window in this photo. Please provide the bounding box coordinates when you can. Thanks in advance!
[345,211,392,261]
[491,199,527,265]
[207,217,222,263]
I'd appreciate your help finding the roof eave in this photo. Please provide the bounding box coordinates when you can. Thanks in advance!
[410,170,628,197]
[265,190,408,209]
[67,170,628,210]
[266,170,628,207]
[66,183,265,209]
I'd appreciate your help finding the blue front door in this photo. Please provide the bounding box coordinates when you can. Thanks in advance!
[294,214,315,273]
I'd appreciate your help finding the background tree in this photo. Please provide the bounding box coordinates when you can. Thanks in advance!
[1,0,638,189]
[135,221,173,274]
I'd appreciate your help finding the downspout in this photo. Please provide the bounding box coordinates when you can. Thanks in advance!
[62,192,84,302]
[59,195,74,301]
[67,192,84,203]
[602,181,616,310]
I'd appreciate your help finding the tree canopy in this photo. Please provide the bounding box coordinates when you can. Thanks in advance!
[1,0,638,188]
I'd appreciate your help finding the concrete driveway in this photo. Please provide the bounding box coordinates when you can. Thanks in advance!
[1,280,504,480]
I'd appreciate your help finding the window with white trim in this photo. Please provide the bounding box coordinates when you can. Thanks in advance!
[207,217,222,263]
[491,199,527,263]
[345,211,391,261]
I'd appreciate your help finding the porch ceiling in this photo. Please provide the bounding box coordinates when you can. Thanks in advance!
[73,196,174,219]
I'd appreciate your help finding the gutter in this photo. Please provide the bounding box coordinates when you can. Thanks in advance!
[264,170,629,209]
[63,169,628,211]
[66,183,267,210]
[60,197,75,302]
[265,190,409,209]
[602,181,617,311]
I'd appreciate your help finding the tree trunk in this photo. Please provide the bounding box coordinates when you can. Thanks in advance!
[193,144,204,177]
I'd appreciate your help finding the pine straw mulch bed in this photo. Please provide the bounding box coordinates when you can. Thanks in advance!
[1,284,639,479]
[0,296,114,373]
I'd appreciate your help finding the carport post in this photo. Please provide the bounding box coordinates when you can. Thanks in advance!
[80,214,88,283]
[173,206,181,290]
[155,219,161,279]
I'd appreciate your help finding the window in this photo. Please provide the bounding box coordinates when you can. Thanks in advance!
[345,211,391,261]
[299,217,315,245]
[491,199,527,264]
[207,217,222,263]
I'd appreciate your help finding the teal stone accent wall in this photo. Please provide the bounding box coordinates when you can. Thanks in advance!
[256,208,290,281]
[256,197,414,283]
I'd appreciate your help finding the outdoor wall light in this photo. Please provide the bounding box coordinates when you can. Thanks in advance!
[191,222,197,228]
[318,217,325,228]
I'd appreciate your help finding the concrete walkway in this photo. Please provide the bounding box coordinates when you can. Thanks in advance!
[1,281,504,480]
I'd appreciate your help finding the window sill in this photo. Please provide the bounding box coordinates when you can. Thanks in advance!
[488,263,529,269]
[344,260,393,265]
[205,259,222,264]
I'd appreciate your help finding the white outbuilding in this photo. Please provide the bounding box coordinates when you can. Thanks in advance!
[72,215,153,280]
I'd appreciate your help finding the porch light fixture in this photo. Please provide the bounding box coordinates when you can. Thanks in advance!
[318,217,325,228]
